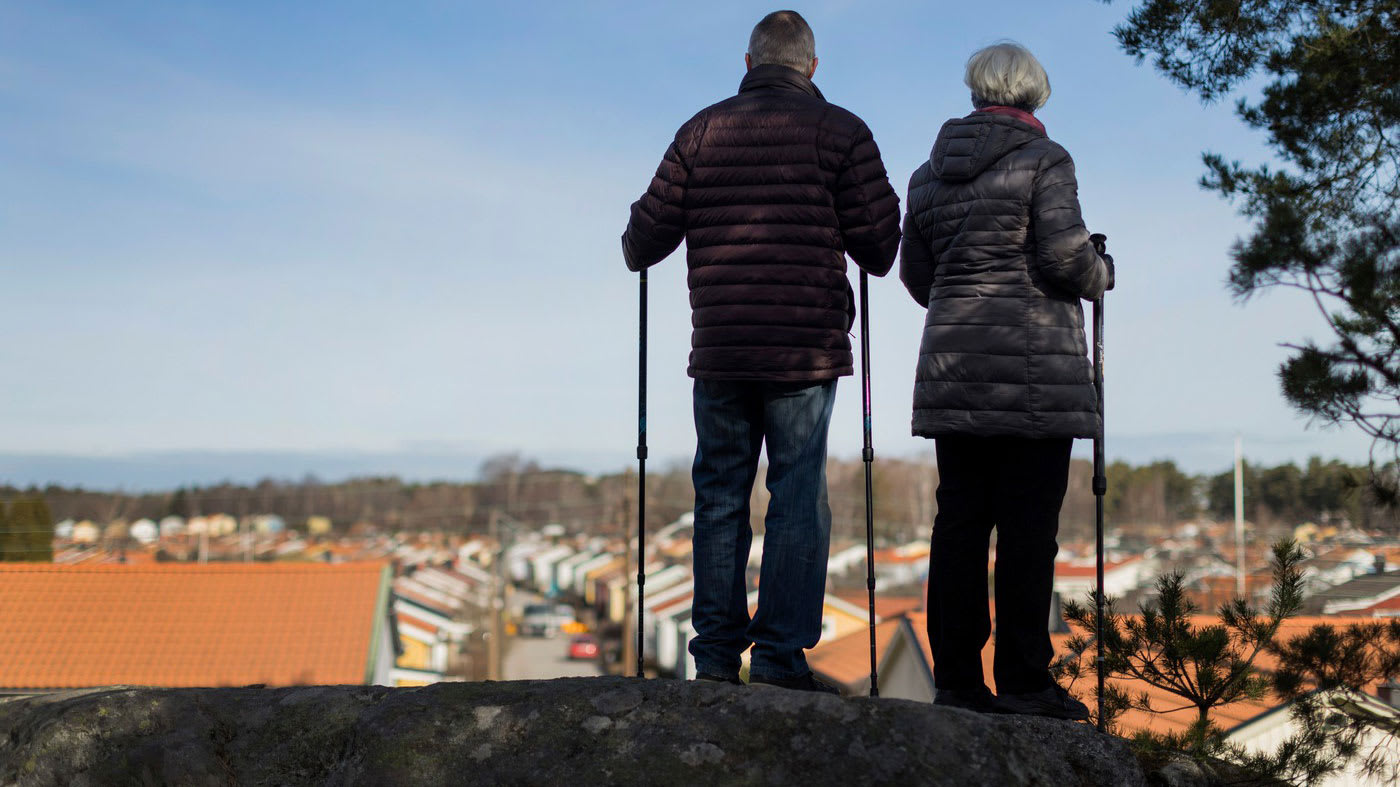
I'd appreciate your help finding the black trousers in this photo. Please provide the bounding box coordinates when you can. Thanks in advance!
[927,435,1072,694]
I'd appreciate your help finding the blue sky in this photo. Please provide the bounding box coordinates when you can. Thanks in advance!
[0,1,1374,489]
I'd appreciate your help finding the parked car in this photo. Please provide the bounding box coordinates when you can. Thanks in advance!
[520,603,577,638]
[568,633,599,660]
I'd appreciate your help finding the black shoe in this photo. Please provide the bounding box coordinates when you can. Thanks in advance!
[933,685,1004,714]
[996,684,1090,721]
[695,672,743,686]
[749,671,841,695]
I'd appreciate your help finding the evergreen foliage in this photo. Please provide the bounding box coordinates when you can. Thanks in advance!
[1205,456,1365,526]
[1257,620,1400,783]
[0,495,55,563]
[1105,0,1400,497]
[1059,541,1305,738]
[1058,539,1400,783]
[1105,460,1197,524]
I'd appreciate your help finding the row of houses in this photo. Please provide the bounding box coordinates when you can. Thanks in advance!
[0,530,509,693]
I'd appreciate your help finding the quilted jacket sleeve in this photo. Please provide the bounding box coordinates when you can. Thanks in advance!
[622,127,694,272]
[898,200,936,308]
[1029,146,1109,300]
[833,120,901,277]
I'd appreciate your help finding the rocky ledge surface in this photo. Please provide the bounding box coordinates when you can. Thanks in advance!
[0,677,1169,786]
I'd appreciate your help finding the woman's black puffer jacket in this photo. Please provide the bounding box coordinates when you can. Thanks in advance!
[900,111,1109,439]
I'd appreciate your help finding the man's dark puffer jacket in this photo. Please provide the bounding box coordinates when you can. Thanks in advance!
[622,64,901,382]
[900,111,1109,439]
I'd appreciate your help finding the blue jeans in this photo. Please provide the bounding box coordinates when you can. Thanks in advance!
[688,378,837,681]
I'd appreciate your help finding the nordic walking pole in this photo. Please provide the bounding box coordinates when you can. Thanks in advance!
[636,268,648,679]
[1089,233,1108,732]
[859,270,879,697]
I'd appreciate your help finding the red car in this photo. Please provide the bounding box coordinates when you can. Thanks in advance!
[567,633,599,660]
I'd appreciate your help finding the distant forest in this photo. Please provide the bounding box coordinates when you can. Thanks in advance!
[1,454,1393,546]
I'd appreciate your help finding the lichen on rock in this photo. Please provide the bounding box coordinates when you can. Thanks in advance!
[0,677,1158,786]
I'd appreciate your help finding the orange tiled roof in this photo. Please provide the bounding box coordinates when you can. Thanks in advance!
[0,561,391,690]
[893,612,1360,737]
[832,592,923,620]
[1080,615,1388,736]
[871,547,928,565]
[810,615,906,690]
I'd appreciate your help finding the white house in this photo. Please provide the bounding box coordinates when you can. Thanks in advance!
[654,597,696,676]
[571,553,620,598]
[661,590,761,679]
[1228,690,1400,786]
[1052,555,1146,600]
[827,544,868,577]
[158,516,185,537]
[411,565,491,609]
[391,596,472,643]
[530,545,576,594]
[391,612,451,686]
[643,582,697,660]
[71,521,100,544]
[128,519,159,545]
[552,550,597,596]
[875,617,935,703]
[1301,548,1383,597]
[451,557,494,587]
[642,564,689,596]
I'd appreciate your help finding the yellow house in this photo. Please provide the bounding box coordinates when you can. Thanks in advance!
[820,594,876,643]
[393,611,448,687]
[582,557,625,606]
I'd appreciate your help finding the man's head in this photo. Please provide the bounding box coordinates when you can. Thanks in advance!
[745,10,817,77]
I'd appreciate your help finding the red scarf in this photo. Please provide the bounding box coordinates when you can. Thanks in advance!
[975,105,1045,135]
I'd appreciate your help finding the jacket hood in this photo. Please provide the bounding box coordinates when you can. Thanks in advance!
[929,113,1045,183]
[738,64,825,101]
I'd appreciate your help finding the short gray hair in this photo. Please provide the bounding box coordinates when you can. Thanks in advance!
[748,10,815,72]
[964,42,1051,111]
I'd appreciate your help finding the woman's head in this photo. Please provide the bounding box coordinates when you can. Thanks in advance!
[964,42,1050,112]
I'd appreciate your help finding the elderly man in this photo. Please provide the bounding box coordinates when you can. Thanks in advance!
[622,10,900,692]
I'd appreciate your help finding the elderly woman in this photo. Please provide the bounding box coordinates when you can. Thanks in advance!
[899,42,1112,718]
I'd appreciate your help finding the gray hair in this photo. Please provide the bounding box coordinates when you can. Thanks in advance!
[964,42,1051,111]
[748,10,815,72]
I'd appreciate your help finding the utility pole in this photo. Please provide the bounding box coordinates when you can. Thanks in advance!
[1234,436,1246,596]
[488,509,504,681]
[621,470,636,676]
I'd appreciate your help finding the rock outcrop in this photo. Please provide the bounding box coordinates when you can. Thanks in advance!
[1,677,1154,786]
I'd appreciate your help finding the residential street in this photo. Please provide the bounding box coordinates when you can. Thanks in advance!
[501,589,601,680]
[502,631,602,680]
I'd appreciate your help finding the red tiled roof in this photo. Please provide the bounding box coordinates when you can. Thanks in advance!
[392,585,459,617]
[655,591,695,615]
[1053,557,1141,578]
[1346,594,1400,616]
[395,612,442,636]
[0,561,391,690]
